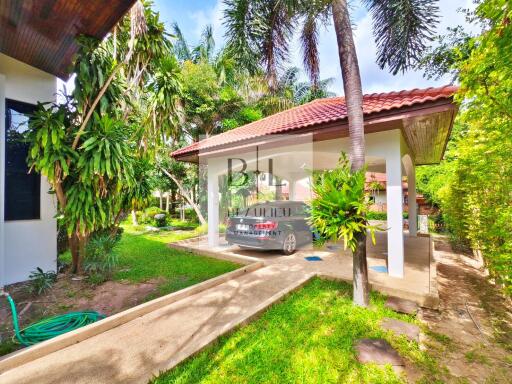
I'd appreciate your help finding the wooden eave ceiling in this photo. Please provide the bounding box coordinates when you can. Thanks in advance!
[0,0,136,79]
[174,99,457,165]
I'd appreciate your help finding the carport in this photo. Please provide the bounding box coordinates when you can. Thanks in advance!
[172,86,458,278]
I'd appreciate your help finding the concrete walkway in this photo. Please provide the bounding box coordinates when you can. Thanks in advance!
[0,263,311,384]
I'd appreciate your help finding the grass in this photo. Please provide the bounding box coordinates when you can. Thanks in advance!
[151,278,445,384]
[112,224,238,296]
[0,340,18,356]
[60,221,239,297]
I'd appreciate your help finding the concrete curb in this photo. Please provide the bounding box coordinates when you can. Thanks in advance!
[426,236,440,309]
[0,261,263,373]
[168,242,261,266]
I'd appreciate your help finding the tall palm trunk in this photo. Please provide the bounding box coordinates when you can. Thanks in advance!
[332,0,369,307]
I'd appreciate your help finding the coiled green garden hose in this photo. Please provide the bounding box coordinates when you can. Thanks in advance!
[3,292,105,346]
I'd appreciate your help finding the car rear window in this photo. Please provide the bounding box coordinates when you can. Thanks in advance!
[233,204,309,218]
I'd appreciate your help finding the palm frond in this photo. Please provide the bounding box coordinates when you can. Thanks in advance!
[130,1,148,40]
[363,0,440,74]
[301,13,320,87]
[171,22,192,61]
[223,0,260,74]
[224,0,293,91]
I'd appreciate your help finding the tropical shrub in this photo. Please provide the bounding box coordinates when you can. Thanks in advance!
[310,154,377,251]
[84,234,119,283]
[367,211,387,221]
[26,3,181,274]
[28,268,57,295]
[136,206,169,226]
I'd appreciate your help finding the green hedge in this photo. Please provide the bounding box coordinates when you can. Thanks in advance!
[366,212,409,220]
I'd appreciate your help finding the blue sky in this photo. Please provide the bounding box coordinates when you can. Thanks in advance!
[153,1,478,95]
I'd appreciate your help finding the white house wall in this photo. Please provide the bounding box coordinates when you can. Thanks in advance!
[0,53,57,286]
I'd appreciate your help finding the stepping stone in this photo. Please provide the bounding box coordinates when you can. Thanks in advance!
[355,338,404,367]
[381,318,420,342]
[385,296,418,315]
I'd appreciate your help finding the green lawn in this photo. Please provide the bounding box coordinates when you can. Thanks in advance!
[112,223,238,296]
[152,278,443,384]
[60,221,239,297]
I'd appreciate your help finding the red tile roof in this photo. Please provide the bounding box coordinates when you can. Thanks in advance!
[172,85,458,159]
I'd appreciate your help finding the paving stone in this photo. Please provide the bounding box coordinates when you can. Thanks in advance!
[385,296,418,315]
[355,338,404,366]
[381,318,420,342]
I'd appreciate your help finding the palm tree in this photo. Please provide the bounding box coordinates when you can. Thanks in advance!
[224,0,439,306]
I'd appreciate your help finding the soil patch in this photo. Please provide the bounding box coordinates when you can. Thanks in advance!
[0,275,162,354]
[418,235,512,383]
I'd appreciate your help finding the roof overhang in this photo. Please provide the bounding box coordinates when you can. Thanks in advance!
[173,98,457,165]
[0,0,137,79]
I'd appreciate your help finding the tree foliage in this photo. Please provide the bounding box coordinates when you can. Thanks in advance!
[27,2,179,273]
[417,0,512,295]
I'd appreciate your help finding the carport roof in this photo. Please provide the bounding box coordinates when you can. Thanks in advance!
[172,85,458,165]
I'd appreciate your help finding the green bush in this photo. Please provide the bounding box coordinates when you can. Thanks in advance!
[136,206,169,226]
[28,267,57,295]
[366,212,409,220]
[183,208,199,222]
[367,211,387,220]
[414,2,512,295]
[84,234,119,283]
[92,226,124,242]
[310,154,378,251]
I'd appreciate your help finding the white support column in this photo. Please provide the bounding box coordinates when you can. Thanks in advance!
[207,159,220,247]
[289,179,296,201]
[407,165,417,236]
[386,152,404,278]
[0,74,5,288]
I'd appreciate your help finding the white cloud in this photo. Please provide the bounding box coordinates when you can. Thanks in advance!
[189,0,225,47]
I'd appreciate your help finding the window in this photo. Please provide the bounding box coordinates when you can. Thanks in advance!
[4,99,40,221]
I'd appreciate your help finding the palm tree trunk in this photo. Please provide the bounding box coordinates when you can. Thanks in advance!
[332,0,369,307]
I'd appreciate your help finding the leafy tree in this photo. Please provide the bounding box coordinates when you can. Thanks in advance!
[156,148,207,225]
[224,0,439,306]
[181,60,242,138]
[417,0,512,295]
[27,2,181,273]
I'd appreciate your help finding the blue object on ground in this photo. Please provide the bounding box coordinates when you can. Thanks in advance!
[370,265,388,273]
[305,256,323,261]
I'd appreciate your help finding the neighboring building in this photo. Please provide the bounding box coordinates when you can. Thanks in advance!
[366,172,436,215]
[0,0,136,286]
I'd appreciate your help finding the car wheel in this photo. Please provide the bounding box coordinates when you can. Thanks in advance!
[282,232,297,255]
